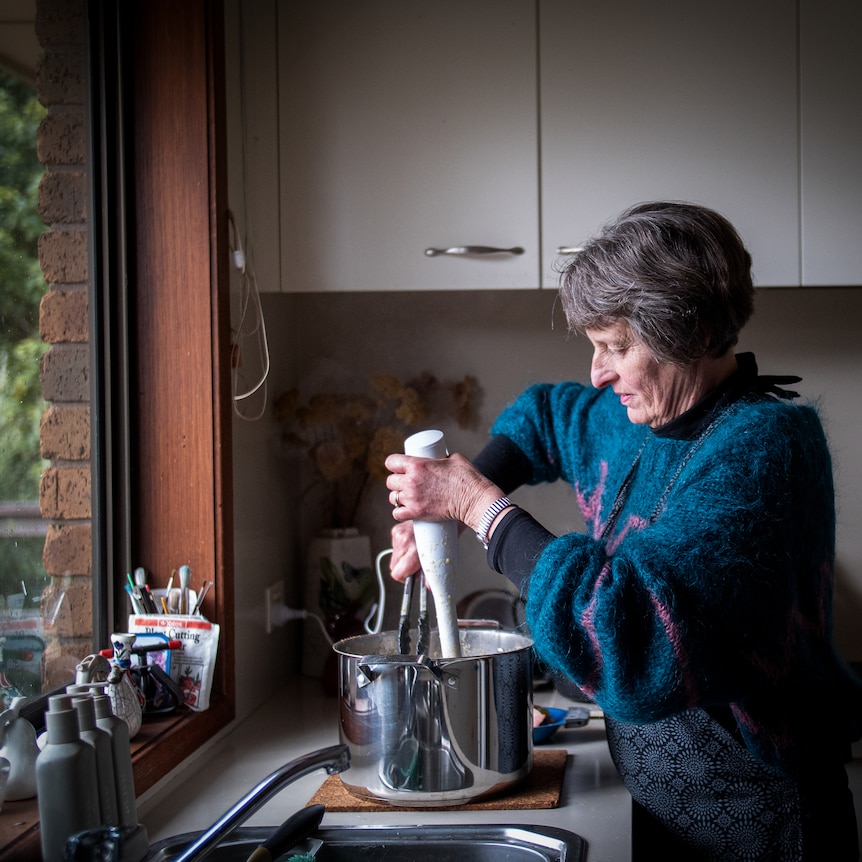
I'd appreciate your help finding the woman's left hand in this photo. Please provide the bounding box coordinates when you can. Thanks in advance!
[385,451,504,534]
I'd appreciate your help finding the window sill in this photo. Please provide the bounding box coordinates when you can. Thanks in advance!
[0,698,234,862]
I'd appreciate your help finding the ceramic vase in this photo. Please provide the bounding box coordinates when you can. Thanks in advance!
[302,528,373,683]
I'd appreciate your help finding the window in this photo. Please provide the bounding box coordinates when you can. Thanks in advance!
[0,68,51,708]
[0,1,235,856]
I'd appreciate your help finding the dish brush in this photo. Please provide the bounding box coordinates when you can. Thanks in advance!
[286,837,323,861]
[243,805,324,862]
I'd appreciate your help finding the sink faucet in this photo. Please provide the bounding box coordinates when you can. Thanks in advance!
[171,743,350,862]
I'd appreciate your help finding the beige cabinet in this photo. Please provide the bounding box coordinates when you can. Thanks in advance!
[276,1,539,292]
[234,0,860,292]
[799,0,862,286]
[540,0,799,288]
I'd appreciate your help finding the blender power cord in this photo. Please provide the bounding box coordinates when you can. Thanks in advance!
[271,605,334,646]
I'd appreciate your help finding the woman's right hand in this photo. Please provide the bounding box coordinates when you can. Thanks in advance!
[388,520,421,584]
[384,450,506,583]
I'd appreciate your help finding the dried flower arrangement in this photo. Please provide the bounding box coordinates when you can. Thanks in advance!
[275,371,482,528]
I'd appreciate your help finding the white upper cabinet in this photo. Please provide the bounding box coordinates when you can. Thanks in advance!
[234,0,860,292]
[277,1,540,292]
[539,0,800,288]
[799,0,862,286]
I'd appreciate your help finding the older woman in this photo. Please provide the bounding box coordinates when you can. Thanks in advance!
[385,202,862,861]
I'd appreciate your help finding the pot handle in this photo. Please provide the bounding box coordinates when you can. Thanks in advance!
[356,653,443,687]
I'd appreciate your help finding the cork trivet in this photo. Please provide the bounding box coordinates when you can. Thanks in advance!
[307,748,569,811]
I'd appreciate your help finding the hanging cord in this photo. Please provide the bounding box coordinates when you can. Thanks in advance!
[228,209,271,421]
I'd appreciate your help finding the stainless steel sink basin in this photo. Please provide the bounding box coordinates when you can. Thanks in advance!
[146,823,587,861]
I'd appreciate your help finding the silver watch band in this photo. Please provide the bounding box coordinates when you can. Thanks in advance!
[476,496,513,548]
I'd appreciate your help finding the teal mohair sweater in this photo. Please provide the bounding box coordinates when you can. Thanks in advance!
[492,378,862,770]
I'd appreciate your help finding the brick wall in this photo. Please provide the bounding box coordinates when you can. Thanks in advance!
[34,0,92,689]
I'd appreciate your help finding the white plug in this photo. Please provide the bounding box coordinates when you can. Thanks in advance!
[267,602,334,646]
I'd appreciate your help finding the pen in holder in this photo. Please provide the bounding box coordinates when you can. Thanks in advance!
[146,588,199,617]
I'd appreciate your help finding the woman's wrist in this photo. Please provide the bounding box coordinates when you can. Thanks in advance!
[474,496,517,548]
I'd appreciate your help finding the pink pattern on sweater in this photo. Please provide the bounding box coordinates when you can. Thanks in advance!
[576,462,608,537]
[648,589,698,707]
[578,485,694,704]
[578,561,610,697]
[605,514,649,555]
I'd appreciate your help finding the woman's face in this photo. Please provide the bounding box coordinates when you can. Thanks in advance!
[586,320,703,427]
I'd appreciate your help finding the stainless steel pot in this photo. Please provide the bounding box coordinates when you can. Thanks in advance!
[333,625,533,807]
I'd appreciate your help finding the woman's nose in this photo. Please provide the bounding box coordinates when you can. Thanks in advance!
[591,355,614,389]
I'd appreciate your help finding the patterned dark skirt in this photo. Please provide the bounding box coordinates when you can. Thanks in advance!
[605,708,858,861]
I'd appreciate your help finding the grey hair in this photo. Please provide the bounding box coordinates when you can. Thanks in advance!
[558,202,754,366]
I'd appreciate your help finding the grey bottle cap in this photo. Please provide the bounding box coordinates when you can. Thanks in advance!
[71,695,98,731]
[66,684,92,697]
[45,695,80,744]
[92,693,114,720]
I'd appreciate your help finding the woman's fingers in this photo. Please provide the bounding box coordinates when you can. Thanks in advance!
[389,520,420,583]
[386,451,486,523]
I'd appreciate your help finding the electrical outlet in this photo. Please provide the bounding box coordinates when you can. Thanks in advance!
[264,580,285,634]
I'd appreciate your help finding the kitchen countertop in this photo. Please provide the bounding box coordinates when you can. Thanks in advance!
[137,675,632,861]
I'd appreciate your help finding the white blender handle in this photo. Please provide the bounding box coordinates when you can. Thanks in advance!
[404,430,462,658]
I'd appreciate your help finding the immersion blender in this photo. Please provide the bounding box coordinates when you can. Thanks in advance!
[404,429,461,658]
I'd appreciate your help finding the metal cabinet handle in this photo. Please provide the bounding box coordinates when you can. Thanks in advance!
[424,245,525,257]
[556,246,584,255]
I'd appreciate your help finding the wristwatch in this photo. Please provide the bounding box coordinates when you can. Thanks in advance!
[476,496,512,548]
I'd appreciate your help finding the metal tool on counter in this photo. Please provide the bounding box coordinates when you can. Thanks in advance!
[532,705,592,744]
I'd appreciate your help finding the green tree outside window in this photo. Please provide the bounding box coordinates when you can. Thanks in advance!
[0,68,51,700]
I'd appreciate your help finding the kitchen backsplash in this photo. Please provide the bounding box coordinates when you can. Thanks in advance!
[230,286,862,713]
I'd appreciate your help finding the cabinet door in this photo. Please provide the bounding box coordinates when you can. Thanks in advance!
[800,0,862,286]
[540,0,799,288]
[278,1,538,292]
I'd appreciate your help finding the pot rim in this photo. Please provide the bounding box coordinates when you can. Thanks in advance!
[333,624,533,663]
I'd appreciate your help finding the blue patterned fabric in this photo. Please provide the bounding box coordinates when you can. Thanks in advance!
[606,709,801,860]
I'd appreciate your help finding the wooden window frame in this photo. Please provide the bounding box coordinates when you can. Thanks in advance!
[121,0,236,791]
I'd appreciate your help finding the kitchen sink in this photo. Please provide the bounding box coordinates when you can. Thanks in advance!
[146,823,587,861]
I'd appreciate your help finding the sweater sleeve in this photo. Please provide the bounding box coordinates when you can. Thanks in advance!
[474,383,639,593]
[471,435,555,589]
[471,434,534,492]
[486,508,556,590]
[488,383,579,484]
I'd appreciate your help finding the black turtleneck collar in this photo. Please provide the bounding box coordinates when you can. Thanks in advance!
[655,353,802,440]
